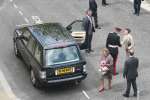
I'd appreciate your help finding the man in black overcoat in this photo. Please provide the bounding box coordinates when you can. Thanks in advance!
[133,0,144,16]
[89,0,101,29]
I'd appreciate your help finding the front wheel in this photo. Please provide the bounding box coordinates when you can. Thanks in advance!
[30,68,41,88]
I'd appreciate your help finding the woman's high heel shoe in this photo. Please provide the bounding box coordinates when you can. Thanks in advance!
[99,88,105,92]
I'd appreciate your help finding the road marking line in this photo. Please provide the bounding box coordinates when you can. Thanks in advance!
[18,11,23,16]
[13,3,18,9]
[129,0,150,11]
[0,69,20,100]
[82,90,90,99]
[16,24,29,27]
[24,17,29,24]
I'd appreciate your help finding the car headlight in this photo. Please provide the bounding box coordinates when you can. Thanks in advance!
[39,71,46,79]
[83,65,86,72]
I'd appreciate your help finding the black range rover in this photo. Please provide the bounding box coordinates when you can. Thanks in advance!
[13,22,87,88]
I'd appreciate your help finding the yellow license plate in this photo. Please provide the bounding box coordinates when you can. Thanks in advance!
[55,67,74,75]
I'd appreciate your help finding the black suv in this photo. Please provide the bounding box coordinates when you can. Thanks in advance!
[13,22,87,88]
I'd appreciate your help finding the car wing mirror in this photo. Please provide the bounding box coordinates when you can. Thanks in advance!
[66,25,72,31]
[16,35,29,41]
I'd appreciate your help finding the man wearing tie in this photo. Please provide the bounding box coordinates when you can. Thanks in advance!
[123,50,139,97]
[82,9,95,53]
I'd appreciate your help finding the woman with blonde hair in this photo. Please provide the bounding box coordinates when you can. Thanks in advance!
[99,48,113,92]
[121,28,134,57]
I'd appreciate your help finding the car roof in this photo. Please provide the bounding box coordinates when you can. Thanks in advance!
[18,23,77,49]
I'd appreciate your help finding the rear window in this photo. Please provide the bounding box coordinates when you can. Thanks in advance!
[32,23,70,39]
[46,46,80,66]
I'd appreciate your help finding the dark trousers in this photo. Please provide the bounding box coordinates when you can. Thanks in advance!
[102,0,107,5]
[126,78,137,95]
[87,34,93,51]
[134,0,141,14]
[80,33,93,50]
[92,12,98,27]
[107,47,118,74]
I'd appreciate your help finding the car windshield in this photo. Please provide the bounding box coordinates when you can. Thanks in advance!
[46,46,80,66]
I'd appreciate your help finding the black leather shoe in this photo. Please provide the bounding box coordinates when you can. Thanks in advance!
[123,94,129,97]
[89,49,94,52]
[104,3,109,5]
[136,13,139,16]
[102,3,109,6]
[133,94,137,97]
[95,26,101,29]
[85,50,90,53]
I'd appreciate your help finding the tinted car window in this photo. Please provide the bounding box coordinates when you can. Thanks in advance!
[32,23,70,40]
[34,44,42,64]
[22,30,31,45]
[46,46,79,66]
[27,36,36,54]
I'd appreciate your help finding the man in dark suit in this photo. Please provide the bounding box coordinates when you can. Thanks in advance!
[82,9,95,53]
[106,27,122,75]
[133,0,144,16]
[123,50,139,97]
[89,0,101,29]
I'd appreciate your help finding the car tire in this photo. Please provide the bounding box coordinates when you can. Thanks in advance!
[14,41,21,58]
[30,68,41,88]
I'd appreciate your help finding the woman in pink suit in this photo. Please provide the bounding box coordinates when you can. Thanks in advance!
[99,48,113,92]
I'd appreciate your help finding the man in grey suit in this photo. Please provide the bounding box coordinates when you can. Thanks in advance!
[123,50,139,97]
[81,9,95,53]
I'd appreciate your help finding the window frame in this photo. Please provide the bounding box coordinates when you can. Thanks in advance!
[45,45,81,66]
[20,28,31,46]
[26,35,36,55]
[67,20,84,32]
[34,43,43,65]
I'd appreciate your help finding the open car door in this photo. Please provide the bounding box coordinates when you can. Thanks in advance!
[66,20,86,46]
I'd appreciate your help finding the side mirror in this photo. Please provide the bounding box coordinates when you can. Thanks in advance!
[16,35,29,41]
[66,25,72,31]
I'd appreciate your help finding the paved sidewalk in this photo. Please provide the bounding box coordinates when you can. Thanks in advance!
[0,84,12,100]
[0,69,19,100]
